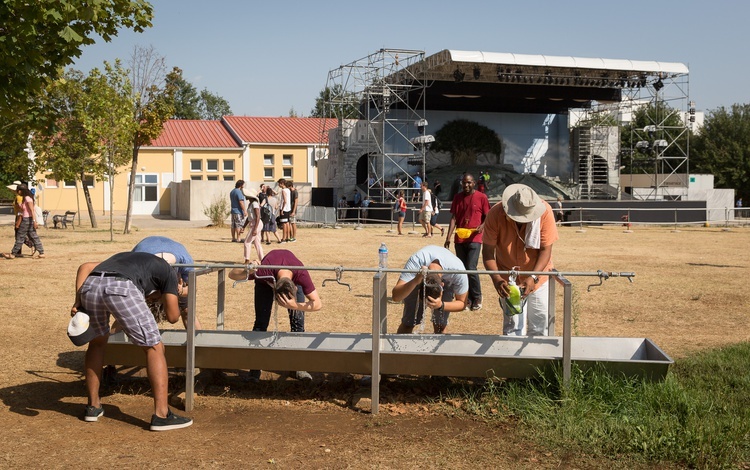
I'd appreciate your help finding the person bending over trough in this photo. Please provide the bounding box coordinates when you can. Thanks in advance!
[229,249,322,381]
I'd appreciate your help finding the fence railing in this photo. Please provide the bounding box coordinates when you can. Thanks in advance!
[297,204,750,229]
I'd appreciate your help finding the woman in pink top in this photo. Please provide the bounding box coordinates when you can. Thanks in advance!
[2,184,45,259]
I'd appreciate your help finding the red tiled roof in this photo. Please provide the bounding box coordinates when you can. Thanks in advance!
[148,120,241,148]
[223,116,337,145]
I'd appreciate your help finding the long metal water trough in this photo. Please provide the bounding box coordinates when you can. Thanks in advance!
[103,266,673,413]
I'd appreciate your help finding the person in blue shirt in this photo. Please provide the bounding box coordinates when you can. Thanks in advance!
[229,180,247,243]
[392,245,469,334]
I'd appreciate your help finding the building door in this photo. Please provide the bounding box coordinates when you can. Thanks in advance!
[132,173,159,215]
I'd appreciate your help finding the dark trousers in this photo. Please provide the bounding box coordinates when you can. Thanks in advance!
[455,241,482,303]
[253,281,305,332]
[12,217,44,255]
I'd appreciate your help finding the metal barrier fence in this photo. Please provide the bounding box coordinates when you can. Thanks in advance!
[298,204,750,230]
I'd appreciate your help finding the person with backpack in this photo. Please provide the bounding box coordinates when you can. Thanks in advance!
[429,189,445,237]
[261,187,282,244]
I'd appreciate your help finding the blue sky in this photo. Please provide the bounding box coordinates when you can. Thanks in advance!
[73,0,748,117]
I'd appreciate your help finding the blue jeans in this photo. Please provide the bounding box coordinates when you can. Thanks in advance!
[454,241,482,304]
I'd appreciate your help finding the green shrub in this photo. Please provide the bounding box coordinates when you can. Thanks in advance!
[203,196,230,227]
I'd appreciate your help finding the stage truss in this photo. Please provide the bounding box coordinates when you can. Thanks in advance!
[320,49,427,202]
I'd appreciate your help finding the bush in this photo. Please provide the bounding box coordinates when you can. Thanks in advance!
[203,196,230,227]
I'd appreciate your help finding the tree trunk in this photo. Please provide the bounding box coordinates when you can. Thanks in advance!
[81,171,98,229]
[123,144,139,234]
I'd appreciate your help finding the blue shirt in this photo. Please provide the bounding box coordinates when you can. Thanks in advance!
[132,236,194,283]
[230,188,246,215]
[400,245,469,295]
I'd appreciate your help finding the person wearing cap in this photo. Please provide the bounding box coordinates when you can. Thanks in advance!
[2,183,45,260]
[228,249,322,382]
[230,180,247,243]
[392,245,469,334]
[132,236,201,330]
[444,173,491,311]
[71,252,193,430]
[482,184,559,336]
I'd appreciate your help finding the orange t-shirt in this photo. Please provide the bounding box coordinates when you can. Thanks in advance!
[482,200,559,285]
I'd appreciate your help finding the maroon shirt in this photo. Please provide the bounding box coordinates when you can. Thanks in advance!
[450,190,490,244]
[250,249,315,295]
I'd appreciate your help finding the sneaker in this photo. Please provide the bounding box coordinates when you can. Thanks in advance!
[243,369,261,383]
[84,405,104,422]
[295,370,312,381]
[289,238,297,243]
[150,410,193,431]
[470,298,483,311]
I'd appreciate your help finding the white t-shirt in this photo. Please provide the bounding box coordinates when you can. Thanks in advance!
[422,190,433,212]
[281,188,292,212]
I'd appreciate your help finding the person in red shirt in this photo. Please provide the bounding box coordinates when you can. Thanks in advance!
[482,184,559,336]
[229,249,322,382]
[443,173,490,311]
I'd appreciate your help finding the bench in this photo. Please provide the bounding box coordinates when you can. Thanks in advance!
[52,211,76,229]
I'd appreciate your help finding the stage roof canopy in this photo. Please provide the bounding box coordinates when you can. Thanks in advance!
[407,49,689,114]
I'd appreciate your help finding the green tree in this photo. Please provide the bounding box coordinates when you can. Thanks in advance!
[310,85,360,119]
[171,72,201,119]
[0,0,153,121]
[123,45,177,234]
[85,61,136,239]
[692,103,750,202]
[431,119,503,165]
[35,69,97,227]
[198,89,232,119]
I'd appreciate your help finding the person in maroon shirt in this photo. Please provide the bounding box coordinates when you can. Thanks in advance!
[443,173,491,311]
[229,249,322,381]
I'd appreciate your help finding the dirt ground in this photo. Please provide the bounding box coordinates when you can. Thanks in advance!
[0,217,748,468]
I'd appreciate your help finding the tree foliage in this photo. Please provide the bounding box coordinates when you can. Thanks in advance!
[123,45,177,234]
[0,0,153,120]
[171,72,201,119]
[691,103,750,202]
[620,101,690,174]
[431,119,503,165]
[34,63,134,231]
[169,72,231,120]
[198,89,232,119]
[310,85,360,119]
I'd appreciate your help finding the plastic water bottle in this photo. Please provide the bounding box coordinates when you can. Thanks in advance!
[378,242,388,268]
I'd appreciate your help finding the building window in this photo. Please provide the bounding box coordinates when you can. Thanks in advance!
[263,168,274,180]
[283,168,292,178]
[207,159,218,172]
[62,176,95,188]
[134,174,158,202]
[223,175,235,181]
[223,159,234,172]
[190,159,202,171]
[263,154,274,166]
[282,154,293,166]
[207,175,219,181]
[191,175,202,181]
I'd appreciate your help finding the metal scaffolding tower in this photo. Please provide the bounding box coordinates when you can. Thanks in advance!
[320,49,428,202]
[621,71,691,200]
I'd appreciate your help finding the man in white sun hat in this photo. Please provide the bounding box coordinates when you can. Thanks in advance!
[482,184,559,336]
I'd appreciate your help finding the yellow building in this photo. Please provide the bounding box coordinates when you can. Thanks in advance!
[35,116,335,219]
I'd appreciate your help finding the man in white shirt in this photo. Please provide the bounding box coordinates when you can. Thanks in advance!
[418,181,433,237]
